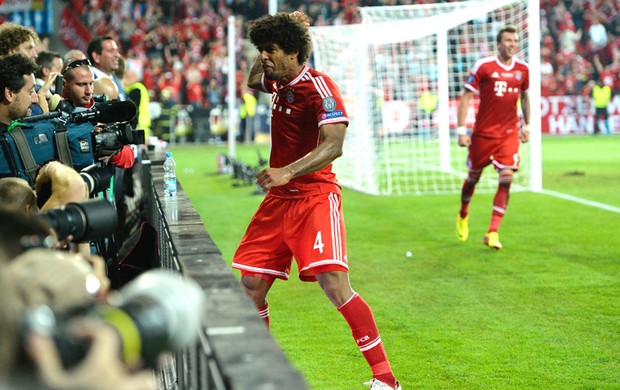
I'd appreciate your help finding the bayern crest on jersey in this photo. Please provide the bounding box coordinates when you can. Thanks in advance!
[515,71,522,81]
[283,86,295,103]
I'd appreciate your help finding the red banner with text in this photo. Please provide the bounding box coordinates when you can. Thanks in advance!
[58,6,92,54]
[447,96,619,135]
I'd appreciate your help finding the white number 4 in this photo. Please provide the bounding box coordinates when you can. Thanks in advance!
[313,231,325,253]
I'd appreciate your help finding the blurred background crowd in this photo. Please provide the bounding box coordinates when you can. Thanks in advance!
[2,0,619,138]
[540,0,619,96]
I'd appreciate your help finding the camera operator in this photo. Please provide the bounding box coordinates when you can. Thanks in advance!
[59,58,135,169]
[0,54,39,131]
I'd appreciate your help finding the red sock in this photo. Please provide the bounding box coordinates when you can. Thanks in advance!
[489,171,512,232]
[460,170,481,218]
[257,303,270,329]
[338,293,396,387]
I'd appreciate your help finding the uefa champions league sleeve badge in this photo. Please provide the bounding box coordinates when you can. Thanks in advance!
[322,96,336,112]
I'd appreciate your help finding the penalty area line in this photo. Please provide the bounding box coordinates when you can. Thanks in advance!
[541,189,620,214]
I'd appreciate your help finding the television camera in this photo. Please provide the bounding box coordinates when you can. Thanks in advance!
[19,100,144,160]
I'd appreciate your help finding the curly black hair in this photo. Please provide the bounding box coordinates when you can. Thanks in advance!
[0,54,39,104]
[247,12,312,65]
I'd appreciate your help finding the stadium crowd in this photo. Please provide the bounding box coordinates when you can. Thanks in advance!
[61,0,618,118]
[540,0,620,96]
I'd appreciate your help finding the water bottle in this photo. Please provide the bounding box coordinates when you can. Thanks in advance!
[163,152,177,197]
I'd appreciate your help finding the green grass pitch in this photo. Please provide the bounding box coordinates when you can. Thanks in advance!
[170,135,620,389]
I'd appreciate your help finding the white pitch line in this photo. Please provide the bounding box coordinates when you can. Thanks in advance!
[541,189,620,213]
[206,326,246,336]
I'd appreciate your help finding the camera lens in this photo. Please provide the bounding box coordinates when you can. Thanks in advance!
[79,165,112,195]
[23,270,206,370]
[39,199,118,242]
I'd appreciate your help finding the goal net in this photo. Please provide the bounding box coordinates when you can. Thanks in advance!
[309,0,541,195]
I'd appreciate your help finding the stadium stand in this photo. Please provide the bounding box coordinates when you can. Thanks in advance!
[66,0,618,103]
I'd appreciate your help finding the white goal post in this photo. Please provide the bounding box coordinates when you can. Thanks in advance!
[309,0,541,195]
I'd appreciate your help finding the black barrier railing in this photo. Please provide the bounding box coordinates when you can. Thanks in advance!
[140,156,308,390]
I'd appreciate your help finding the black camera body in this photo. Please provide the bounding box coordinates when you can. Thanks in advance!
[92,122,145,159]
[18,99,141,166]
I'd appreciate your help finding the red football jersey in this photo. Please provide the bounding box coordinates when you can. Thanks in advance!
[464,56,529,138]
[261,65,349,198]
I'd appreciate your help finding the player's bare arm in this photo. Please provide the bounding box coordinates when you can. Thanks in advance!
[457,90,474,147]
[247,55,265,92]
[519,90,530,143]
[256,123,346,190]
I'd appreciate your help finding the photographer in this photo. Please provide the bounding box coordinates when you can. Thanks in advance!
[25,318,157,390]
[36,161,89,210]
[0,232,151,390]
[0,162,112,293]
[1,268,205,390]
[60,58,135,169]
[0,23,57,115]
[34,161,119,260]
[0,177,38,213]
[34,51,63,115]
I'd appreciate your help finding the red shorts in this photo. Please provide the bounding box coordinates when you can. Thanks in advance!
[467,133,521,172]
[232,192,349,282]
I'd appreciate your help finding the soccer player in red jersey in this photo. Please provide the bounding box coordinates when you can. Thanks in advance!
[231,12,400,390]
[455,25,531,250]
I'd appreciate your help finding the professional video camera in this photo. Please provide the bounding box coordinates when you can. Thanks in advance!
[20,100,137,126]
[39,198,118,242]
[93,121,145,159]
[23,269,206,369]
[18,100,143,166]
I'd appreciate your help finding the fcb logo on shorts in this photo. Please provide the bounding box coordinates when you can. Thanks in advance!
[322,97,336,112]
